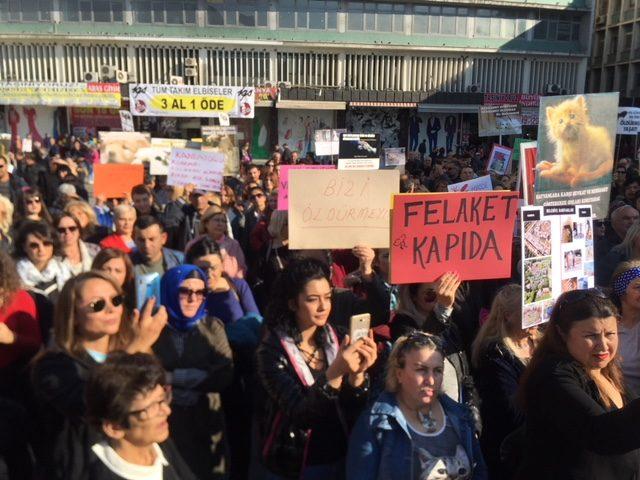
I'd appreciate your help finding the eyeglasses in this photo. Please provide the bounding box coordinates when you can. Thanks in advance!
[87,294,124,313]
[26,197,41,204]
[178,287,207,299]
[57,225,78,234]
[27,241,53,250]
[128,385,172,422]
[396,330,444,359]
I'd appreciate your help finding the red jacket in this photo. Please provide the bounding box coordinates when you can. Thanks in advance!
[0,290,41,369]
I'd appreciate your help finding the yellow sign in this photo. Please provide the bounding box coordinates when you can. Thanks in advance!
[0,81,121,108]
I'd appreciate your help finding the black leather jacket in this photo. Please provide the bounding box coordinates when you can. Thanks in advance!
[256,327,369,478]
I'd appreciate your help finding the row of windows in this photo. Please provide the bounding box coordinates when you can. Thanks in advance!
[0,0,584,43]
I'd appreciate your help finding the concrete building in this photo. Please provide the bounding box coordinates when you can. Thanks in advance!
[0,0,595,157]
[589,0,639,99]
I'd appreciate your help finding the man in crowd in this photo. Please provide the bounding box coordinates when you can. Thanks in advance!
[131,215,184,277]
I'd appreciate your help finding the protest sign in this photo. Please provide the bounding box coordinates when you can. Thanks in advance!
[314,129,345,156]
[478,104,522,137]
[383,148,406,169]
[288,169,399,249]
[483,94,540,126]
[617,107,640,135]
[519,141,537,205]
[119,110,134,132]
[167,148,225,191]
[277,164,335,210]
[129,84,255,118]
[390,191,519,284]
[201,126,240,176]
[98,132,152,164]
[487,144,513,175]
[94,164,144,198]
[447,175,493,192]
[22,138,32,153]
[521,205,594,328]
[141,138,189,175]
[338,133,380,170]
[534,93,618,219]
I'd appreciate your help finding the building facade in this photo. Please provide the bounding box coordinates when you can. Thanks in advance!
[589,0,640,99]
[1,0,595,157]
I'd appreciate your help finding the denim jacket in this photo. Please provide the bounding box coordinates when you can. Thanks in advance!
[346,391,488,480]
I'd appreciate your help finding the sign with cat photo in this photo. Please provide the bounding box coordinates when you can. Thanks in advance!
[534,92,619,219]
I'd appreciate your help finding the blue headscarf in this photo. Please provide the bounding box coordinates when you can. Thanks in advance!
[161,265,208,332]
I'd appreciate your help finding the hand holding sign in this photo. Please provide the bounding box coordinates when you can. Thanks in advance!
[435,272,461,309]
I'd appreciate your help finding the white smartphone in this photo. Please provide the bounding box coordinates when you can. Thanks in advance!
[349,313,371,342]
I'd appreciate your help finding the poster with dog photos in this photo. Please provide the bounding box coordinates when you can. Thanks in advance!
[521,205,594,329]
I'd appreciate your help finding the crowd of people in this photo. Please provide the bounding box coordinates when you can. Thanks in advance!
[1,134,640,480]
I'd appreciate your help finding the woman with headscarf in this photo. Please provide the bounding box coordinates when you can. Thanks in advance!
[153,265,234,480]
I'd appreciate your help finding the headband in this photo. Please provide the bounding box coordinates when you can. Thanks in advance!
[613,267,640,297]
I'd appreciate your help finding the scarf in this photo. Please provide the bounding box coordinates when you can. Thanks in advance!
[160,265,208,332]
[16,257,72,291]
[62,240,95,276]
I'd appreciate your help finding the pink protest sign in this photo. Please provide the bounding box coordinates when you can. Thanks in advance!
[277,164,335,210]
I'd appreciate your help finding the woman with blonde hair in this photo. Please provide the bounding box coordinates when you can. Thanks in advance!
[64,199,109,244]
[54,213,100,276]
[347,331,487,480]
[597,220,640,286]
[471,284,538,479]
[0,193,14,251]
[31,270,168,476]
[99,204,137,253]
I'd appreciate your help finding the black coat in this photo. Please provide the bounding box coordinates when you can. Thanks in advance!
[475,341,526,480]
[519,354,640,480]
[256,327,369,478]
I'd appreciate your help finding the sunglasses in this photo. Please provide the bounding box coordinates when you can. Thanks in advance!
[27,241,53,250]
[178,287,207,299]
[57,225,78,234]
[88,294,124,313]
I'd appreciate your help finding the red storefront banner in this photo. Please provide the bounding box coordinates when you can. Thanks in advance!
[70,107,121,129]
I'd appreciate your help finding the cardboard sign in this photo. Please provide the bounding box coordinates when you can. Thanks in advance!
[146,138,188,175]
[277,164,335,210]
[338,133,380,170]
[521,205,594,328]
[288,169,399,249]
[383,148,406,168]
[487,144,513,175]
[617,107,640,135]
[314,129,345,156]
[447,175,493,193]
[478,104,522,137]
[94,164,144,199]
[201,126,239,176]
[534,93,618,219]
[99,131,152,164]
[129,84,255,118]
[167,148,225,192]
[119,110,134,132]
[519,141,538,205]
[390,191,519,284]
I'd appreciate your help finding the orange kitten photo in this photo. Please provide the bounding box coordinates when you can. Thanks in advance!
[536,95,613,188]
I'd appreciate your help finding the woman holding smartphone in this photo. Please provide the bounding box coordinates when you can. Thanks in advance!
[257,257,378,479]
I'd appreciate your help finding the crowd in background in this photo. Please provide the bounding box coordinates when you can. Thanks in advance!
[0,133,640,480]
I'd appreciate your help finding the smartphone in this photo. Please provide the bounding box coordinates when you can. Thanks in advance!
[135,273,161,312]
[349,313,371,343]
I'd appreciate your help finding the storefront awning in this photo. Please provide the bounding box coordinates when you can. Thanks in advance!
[350,101,417,108]
[417,103,479,113]
[276,100,346,110]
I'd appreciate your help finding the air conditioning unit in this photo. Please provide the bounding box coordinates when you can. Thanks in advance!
[115,70,129,83]
[467,84,482,93]
[184,58,197,68]
[560,88,568,95]
[170,75,184,85]
[84,71,100,82]
[184,67,197,77]
[546,83,562,94]
[100,65,116,80]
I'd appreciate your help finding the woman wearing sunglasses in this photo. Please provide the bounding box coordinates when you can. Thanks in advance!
[518,289,640,479]
[14,220,73,302]
[31,270,168,477]
[347,331,487,480]
[85,352,197,480]
[55,214,100,276]
[153,265,234,480]
[13,187,53,230]
[392,274,481,434]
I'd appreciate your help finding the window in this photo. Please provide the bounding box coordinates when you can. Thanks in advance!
[1,0,52,21]
[135,0,195,23]
[533,12,582,42]
[475,9,492,36]
[347,1,403,32]
[208,0,269,27]
[412,5,428,33]
[277,0,336,29]
[412,5,466,35]
[61,0,122,21]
